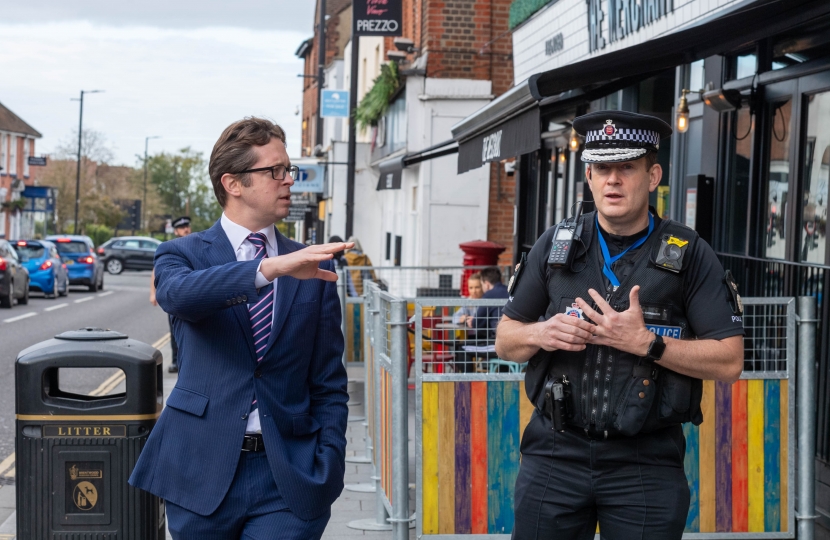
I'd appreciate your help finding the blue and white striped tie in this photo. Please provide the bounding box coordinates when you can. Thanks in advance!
[247,232,273,412]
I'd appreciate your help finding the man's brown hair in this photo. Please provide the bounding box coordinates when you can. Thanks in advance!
[208,117,287,207]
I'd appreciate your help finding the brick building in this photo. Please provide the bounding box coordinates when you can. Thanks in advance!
[0,102,42,239]
[297,0,516,268]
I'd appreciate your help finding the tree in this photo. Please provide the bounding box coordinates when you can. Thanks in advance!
[148,148,221,232]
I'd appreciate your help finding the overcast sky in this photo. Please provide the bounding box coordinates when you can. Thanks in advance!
[0,1,316,166]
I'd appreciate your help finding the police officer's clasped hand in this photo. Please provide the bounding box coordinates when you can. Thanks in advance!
[576,286,653,357]
[535,311,596,352]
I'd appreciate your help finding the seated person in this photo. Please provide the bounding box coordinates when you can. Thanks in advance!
[455,267,509,373]
[453,272,483,326]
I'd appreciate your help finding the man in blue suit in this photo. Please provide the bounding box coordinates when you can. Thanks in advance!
[130,117,352,539]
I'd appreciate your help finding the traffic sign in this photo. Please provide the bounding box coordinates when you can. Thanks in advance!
[321,90,350,118]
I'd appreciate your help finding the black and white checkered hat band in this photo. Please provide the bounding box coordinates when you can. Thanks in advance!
[585,128,660,146]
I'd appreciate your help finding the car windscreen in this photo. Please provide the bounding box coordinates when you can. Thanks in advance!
[14,245,45,259]
[54,241,90,254]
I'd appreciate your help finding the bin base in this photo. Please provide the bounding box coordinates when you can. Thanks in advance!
[347,517,392,531]
[344,482,375,492]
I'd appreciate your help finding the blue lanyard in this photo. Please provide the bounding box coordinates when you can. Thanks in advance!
[596,213,654,290]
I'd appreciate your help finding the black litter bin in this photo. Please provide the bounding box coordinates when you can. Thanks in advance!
[15,327,164,539]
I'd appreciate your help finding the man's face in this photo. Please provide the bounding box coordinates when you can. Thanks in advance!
[238,138,294,222]
[481,280,494,293]
[174,225,191,237]
[467,278,483,299]
[586,157,661,223]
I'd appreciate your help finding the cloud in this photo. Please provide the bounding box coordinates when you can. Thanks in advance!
[0,20,311,165]
[1,1,316,31]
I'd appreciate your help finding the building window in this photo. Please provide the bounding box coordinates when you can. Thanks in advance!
[385,95,407,154]
[394,235,402,266]
[385,232,391,260]
[722,107,754,255]
[9,136,17,176]
[23,138,30,177]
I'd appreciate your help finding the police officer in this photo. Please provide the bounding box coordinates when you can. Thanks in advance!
[150,216,192,372]
[496,111,745,539]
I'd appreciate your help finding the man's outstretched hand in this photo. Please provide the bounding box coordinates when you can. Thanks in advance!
[260,242,354,282]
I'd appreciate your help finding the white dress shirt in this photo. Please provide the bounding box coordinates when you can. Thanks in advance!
[220,213,278,434]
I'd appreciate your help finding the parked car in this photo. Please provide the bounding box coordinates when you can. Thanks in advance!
[45,235,104,292]
[97,236,162,274]
[0,239,30,308]
[11,239,69,298]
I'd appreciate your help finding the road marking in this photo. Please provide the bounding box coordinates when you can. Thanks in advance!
[74,297,93,304]
[98,291,114,297]
[153,333,171,349]
[0,454,14,477]
[3,468,14,479]
[89,370,125,397]
[44,303,68,312]
[2,312,36,323]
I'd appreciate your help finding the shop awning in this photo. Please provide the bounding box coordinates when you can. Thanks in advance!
[377,155,404,191]
[456,107,540,174]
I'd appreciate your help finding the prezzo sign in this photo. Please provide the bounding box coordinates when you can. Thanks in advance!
[354,0,403,36]
[481,130,503,162]
[588,0,675,53]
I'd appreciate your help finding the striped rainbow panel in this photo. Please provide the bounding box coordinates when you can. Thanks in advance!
[379,368,394,504]
[683,379,789,533]
[422,380,533,535]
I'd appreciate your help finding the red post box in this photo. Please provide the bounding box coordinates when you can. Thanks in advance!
[459,240,506,296]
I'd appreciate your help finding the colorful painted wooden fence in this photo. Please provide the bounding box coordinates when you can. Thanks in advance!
[414,298,796,539]
[420,378,532,535]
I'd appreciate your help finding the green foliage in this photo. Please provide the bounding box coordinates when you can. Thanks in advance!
[148,148,222,233]
[354,62,400,131]
[509,0,552,29]
[0,199,26,214]
[84,224,114,247]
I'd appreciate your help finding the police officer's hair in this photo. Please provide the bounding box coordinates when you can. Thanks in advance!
[644,150,659,170]
[479,267,502,285]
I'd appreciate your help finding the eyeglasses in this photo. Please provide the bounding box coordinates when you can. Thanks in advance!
[233,164,300,181]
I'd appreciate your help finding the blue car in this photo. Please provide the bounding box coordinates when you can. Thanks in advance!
[11,240,69,298]
[45,235,105,292]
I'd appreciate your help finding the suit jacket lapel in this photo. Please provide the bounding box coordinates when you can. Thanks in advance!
[202,220,257,359]
[264,228,300,355]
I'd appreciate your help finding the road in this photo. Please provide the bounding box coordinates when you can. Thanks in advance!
[0,270,169,476]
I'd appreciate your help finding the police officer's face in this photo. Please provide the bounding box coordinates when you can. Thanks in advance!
[586,158,662,230]
[174,225,191,237]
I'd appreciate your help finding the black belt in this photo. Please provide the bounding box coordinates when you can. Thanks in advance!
[242,434,265,452]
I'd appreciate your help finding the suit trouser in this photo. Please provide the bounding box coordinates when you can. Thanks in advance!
[512,424,690,540]
[166,450,330,540]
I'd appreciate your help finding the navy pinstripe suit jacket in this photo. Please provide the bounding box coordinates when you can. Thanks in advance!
[129,220,349,520]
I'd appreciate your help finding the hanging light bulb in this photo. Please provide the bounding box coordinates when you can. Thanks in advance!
[559,151,567,163]
[569,128,580,152]
[676,89,691,133]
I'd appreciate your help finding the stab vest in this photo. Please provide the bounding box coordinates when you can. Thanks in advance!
[526,211,704,436]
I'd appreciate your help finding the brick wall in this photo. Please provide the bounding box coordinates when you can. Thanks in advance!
[300,0,352,156]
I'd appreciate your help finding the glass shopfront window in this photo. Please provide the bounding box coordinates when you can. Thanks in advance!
[801,91,830,264]
[763,99,792,260]
[723,108,753,255]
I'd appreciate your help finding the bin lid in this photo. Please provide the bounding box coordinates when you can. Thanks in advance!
[54,327,128,341]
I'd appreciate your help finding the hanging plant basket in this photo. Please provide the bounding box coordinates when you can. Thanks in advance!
[355,62,401,131]
[0,199,26,215]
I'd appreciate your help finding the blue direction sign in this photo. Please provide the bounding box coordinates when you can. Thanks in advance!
[321,90,350,118]
[290,164,324,193]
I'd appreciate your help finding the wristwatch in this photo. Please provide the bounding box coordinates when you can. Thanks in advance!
[645,334,666,362]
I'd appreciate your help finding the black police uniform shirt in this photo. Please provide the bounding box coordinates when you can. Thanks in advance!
[504,216,743,456]
[503,215,744,342]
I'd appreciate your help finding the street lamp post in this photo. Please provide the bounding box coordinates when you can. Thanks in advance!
[143,136,161,231]
[72,89,103,234]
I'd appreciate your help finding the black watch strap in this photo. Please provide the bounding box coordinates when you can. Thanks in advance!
[646,333,666,362]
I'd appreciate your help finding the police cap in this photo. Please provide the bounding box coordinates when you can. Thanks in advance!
[172,216,191,229]
[573,110,672,163]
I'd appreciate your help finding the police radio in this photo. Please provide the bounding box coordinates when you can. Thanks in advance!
[547,201,584,268]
